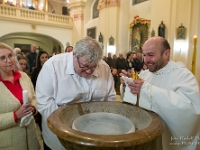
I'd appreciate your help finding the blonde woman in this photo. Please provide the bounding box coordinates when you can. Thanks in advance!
[0,42,40,150]
[13,47,21,55]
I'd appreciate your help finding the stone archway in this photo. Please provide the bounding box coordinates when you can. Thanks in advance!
[0,32,64,55]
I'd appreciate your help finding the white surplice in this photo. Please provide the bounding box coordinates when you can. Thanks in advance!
[139,60,200,150]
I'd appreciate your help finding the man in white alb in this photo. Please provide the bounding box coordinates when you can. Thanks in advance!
[120,36,200,150]
[36,37,116,150]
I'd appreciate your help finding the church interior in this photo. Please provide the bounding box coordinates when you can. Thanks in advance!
[0,1,200,150]
[0,0,199,84]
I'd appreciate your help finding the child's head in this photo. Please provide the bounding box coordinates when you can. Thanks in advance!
[143,64,148,70]
[112,68,118,75]
[17,55,28,71]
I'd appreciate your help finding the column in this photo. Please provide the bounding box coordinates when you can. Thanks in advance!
[34,0,39,10]
[98,0,120,55]
[32,0,35,7]
[19,0,22,7]
[68,1,86,45]
[44,0,47,12]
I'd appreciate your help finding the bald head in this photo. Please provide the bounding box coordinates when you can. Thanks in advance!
[119,53,123,59]
[143,36,170,54]
[142,36,170,72]
[65,46,73,53]
[31,44,37,53]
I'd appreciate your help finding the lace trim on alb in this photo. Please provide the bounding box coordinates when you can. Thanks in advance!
[139,67,182,79]
[153,67,181,75]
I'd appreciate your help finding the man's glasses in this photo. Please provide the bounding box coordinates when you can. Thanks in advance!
[76,56,97,70]
[0,54,14,62]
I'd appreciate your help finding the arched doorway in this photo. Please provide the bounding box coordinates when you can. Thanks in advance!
[0,32,64,56]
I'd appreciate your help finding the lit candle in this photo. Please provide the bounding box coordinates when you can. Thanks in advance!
[23,90,28,104]
[192,36,197,74]
[194,35,197,46]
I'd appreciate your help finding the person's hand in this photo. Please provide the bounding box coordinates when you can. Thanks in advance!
[15,103,34,119]
[32,67,36,71]
[119,69,132,84]
[126,79,144,94]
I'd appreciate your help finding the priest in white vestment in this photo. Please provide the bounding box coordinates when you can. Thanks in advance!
[120,36,200,150]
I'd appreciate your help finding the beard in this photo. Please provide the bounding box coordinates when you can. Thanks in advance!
[146,57,166,72]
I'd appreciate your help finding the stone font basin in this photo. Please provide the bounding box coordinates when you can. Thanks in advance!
[72,112,135,135]
[47,101,164,150]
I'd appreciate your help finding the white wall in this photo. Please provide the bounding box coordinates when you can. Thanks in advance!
[129,0,151,21]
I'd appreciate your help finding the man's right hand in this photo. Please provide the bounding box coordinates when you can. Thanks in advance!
[119,69,131,84]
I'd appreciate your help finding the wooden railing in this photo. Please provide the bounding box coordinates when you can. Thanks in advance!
[0,4,73,28]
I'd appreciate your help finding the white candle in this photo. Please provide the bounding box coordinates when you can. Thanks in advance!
[23,90,28,104]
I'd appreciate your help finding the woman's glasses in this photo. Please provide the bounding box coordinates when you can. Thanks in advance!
[0,53,14,62]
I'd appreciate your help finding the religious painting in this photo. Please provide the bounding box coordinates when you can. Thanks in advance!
[131,23,148,52]
[87,27,96,39]
[92,0,99,19]
[129,16,150,52]
[109,36,114,45]
[132,0,148,5]
[14,43,31,54]
[177,24,186,39]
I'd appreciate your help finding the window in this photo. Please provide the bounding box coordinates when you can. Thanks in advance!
[93,0,99,19]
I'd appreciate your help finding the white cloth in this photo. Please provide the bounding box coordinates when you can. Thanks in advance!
[139,60,200,150]
[36,52,116,150]
[20,112,33,127]
[123,86,137,104]
[120,77,137,104]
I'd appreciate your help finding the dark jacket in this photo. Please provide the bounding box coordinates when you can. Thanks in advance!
[31,67,41,89]
[133,59,143,72]
[125,59,135,72]
[26,52,37,72]
[116,57,126,70]
[105,57,113,69]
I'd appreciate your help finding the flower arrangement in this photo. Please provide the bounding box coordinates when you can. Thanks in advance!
[130,15,151,28]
